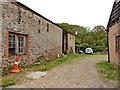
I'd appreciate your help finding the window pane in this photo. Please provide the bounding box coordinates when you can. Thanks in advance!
[9,48,15,55]
[18,36,24,54]
[18,48,21,53]
[9,42,11,47]
[13,36,15,41]
[9,35,16,55]
[21,42,24,46]
[18,42,20,47]
[21,48,23,53]
[21,37,24,41]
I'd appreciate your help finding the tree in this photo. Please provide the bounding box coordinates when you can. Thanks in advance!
[91,25,107,52]
[57,23,107,52]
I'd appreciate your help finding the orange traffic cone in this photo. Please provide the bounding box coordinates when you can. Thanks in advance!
[11,56,20,73]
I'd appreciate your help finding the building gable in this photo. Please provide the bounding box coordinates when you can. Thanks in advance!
[107,0,120,28]
[12,2,62,30]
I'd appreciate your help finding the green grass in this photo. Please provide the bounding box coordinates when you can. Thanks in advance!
[20,53,81,71]
[2,53,81,87]
[2,78,16,87]
[92,52,108,55]
[97,61,118,80]
[93,52,102,55]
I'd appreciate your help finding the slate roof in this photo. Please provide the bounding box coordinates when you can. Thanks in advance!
[115,0,120,3]
[11,1,62,30]
[107,0,120,28]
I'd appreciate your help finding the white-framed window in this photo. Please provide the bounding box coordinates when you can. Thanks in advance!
[18,36,25,54]
[9,34,16,55]
[9,33,26,55]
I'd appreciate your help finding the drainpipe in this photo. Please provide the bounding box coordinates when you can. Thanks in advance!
[106,29,110,63]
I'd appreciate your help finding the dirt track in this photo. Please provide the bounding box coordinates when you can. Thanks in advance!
[8,55,118,88]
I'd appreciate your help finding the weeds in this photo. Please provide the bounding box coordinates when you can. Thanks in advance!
[97,61,118,80]
[2,53,80,87]
[2,78,16,87]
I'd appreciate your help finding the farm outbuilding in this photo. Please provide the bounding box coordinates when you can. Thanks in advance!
[0,1,75,69]
[107,0,120,66]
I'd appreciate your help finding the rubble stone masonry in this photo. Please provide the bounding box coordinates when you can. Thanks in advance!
[67,33,75,54]
[0,2,3,68]
[1,2,63,68]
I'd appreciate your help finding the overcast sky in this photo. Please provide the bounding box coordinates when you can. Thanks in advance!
[17,0,114,29]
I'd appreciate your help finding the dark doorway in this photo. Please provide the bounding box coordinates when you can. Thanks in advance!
[62,31,68,54]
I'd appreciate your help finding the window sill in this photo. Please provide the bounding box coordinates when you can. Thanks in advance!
[8,54,27,57]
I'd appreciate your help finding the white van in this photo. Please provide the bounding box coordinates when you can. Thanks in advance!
[85,48,93,54]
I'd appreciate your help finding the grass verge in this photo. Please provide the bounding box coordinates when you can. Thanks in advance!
[97,61,118,80]
[2,53,81,87]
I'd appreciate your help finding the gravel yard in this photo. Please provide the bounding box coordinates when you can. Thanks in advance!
[8,55,118,88]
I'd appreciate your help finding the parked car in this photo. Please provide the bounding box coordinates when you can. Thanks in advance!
[85,48,93,54]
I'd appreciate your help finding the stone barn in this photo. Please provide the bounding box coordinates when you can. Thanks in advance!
[107,0,120,66]
[62,31,75,54]
[0,1,75,69]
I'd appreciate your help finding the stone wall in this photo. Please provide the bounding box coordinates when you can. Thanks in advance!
[67,33,75,54]
[118,23,120,66]
[0,2,3,68]
[2,2,63,68]
[108,23,120,66]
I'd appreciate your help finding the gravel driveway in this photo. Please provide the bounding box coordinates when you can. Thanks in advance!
[8,55,118,88]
